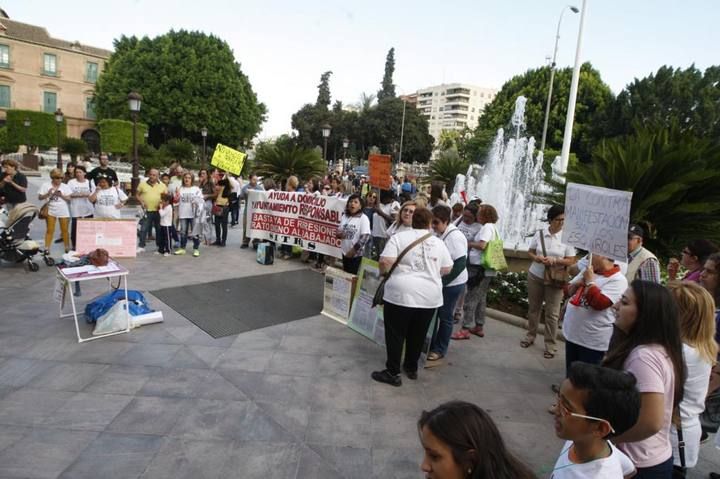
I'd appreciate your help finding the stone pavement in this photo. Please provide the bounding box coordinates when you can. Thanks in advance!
[0,176,718,478]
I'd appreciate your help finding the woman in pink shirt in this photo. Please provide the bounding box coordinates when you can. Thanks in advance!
[603,280,685,478]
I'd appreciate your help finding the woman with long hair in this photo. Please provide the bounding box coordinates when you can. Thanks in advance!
[418,401,536,479]
[173,172,203,257]
[336,193,371,275]
[385,201,416,237]
[212,172,232,247]
[198,168,215,244]
[666,282,717,474]
[603,280,686,477]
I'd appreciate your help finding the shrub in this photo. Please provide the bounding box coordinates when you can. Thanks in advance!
[98,119,148,156]
[6,109,65,150]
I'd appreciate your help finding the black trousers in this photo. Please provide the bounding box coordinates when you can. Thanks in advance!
[214,208,229,245]
[383,301,436,375]
[71,214,93,250]
[342,255,362,275]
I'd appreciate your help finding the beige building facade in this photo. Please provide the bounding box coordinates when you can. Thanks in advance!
[0,10,111,151]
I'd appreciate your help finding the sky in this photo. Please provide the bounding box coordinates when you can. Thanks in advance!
[6,0,719,139]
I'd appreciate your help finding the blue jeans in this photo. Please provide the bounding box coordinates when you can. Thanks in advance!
[178,218,199,250]
[138,211,159,248]
[635,456,673,478]
[430,283,465,356]
[565,340,605,378]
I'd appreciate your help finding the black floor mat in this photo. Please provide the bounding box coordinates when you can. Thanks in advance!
[151,269,324,338]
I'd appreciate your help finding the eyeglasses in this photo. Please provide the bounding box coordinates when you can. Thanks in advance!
[556,395,615,434]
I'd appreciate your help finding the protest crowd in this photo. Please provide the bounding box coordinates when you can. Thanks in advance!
[4,154,720,479]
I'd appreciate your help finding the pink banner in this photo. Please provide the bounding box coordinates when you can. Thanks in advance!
[75,219,138,257]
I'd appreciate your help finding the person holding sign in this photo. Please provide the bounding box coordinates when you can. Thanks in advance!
[336,193,371,275]
[173,172,203,257]
[626,224,661,284]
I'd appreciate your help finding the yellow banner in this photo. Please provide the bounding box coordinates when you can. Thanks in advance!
[210,143,246,175]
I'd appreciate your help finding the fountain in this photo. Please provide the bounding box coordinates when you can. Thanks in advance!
[452,96,556,250]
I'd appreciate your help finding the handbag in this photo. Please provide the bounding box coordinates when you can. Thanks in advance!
[480,226,508,271]
[539,230,568,288]
[211,204,225,216]
[372,232,432,307]
[38,202,50,220]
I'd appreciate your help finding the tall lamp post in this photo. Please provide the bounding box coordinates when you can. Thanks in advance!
[540,4,579,153]
[398,98,407,167]
[128,91,142,197]
[23,117,31,154]
[54,109,64,169]
[342,137,349,171]
[200,127,208,169]
[321,124,331,170]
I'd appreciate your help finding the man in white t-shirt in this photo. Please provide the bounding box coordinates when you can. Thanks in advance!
[552,362,640,479]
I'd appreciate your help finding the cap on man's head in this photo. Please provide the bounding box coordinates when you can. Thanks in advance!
[628,224,645,239]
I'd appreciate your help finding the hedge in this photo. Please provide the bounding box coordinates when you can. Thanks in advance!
[97,119,148,156]
[6,109,66,150]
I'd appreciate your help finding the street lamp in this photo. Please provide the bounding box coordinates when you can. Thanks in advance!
[23,117,31,154]
[398,98,407,167]
[54,109,64,169]
[127,91,142,196]
[321,123,331,169]
[540,4,579,153]
[342,137,349,171]
[200,127,208,168]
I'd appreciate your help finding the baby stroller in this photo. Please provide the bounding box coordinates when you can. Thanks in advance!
[0,202,54,271]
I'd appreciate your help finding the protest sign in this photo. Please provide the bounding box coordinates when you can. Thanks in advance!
[321,266,357,325]
[247,190,346,258]
[562,183,633,263]
[75,219,137,257]
[368,154,392,190]
[347,258,385,345]
[210,143,246,175]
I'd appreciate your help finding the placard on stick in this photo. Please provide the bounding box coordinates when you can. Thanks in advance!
[562,183,633,263]
[75,219,138,257]
[211,144,246,175]
[368,154,392,190]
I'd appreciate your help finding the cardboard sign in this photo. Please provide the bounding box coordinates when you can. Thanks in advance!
[75,219,138,257]
[211,143,246,175]
[562,183,633,263]
[321,266,357,325]
[368,154,392,190]
[347,258,385,344]
[246,190,346,258]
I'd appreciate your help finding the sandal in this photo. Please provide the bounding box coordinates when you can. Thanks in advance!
[520,339,534,348]
[543,351,556,359]
[427,352,443,361]
[451,329,471,340]
[469,326,484,337]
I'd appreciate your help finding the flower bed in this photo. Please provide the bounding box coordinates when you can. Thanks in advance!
[487,271,529,318]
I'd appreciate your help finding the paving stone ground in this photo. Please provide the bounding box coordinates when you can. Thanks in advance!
[0,175,718,478]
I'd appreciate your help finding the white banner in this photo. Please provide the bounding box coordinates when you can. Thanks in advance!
[247,190,346,258]
[562,183,633,263]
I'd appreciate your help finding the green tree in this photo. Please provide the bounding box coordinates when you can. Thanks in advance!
[377,48,396,102]
[0,127,18,154]
[94,30,266,147]
[61,137,88,164]
[253,138,326,184]
[98,119,148,157]
[471,62,614,162]
[6,110,65,150]
[159,138,195,165]
[605,65,720,140]
[363,98,434,163]
[316,71,333,109]
[429,148,469,192]
[543,127,720,257]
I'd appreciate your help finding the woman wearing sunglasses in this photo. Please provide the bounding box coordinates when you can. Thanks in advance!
[38,168,72,253]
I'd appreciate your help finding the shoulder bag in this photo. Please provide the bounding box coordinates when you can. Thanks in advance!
[372,232,432,307]
[539,230,569,288]
[38,201,50,220]
[480,226,508,272]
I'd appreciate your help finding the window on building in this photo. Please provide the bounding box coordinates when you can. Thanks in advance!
[471,108,475,112]
[85,97,96,119]
[86,62,98,83]
[0,45,9,68]
[43,53,57,75]
[0,85,10,108]
[43,91,57,113]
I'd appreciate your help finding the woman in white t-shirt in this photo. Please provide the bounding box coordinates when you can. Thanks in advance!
[371,190,400,259]
[604,281,686,477]
[173,172,203,256]
[336,193,371,275]
[371,208,453,387]
[451,204,499,340]
[428,205,468,364]
[452,202,483,322]
[667,282,718,472]
[385,201,416,237]
[89,176,127,219]
[522,205,577,358]
[38,168,73,253]
[66,165,95,249]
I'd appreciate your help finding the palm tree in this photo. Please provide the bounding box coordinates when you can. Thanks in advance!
[429,148,469,193]
[359,92,376,113]
[542,127,720,257]
[253,139,327,186]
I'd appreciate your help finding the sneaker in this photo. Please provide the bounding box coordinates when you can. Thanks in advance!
[136,247,145,253]
[174,248,186,255]
[163,252,170,257]
[451,329,471,340]
[469,326,485,337]
[193,249,200,257]
[371,369,402,387]
[154,251,161,255]
[701,430,710,444]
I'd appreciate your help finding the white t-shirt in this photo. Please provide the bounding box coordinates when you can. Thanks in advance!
[339,213,371,255]
[551,440,635,478]
[386,222,412,238]
[228,176,241,195]
[439,224,468,287]
[467,223,497,268]
[66,179,95,218]
[93,187,128,219]
[372,201,400,238]
[456,220,482,242]
[38,182,72,218]
[381,229,453,308]
[159,204,173,227]
[176,186,202,219]
[529,227,576,278]
[562,269,627,351]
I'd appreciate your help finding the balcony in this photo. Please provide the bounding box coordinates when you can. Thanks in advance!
[445,104,469,112]
[445,96,469,104]
[446,88,471,95]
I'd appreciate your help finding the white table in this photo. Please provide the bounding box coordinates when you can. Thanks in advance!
[56,261,131,343]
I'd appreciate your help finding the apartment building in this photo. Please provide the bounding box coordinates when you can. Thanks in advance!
[0,10,111,151]
[414,83,498,142]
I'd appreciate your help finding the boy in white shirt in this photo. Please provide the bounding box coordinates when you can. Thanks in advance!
[157,193,173,256]
[552,362,640,478]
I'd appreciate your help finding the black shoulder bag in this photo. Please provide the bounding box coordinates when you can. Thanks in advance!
[372,232,432,307]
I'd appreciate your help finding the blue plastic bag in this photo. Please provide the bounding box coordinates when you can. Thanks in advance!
[84,289,153,323]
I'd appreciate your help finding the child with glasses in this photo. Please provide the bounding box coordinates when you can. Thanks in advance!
[552,362,640,478]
